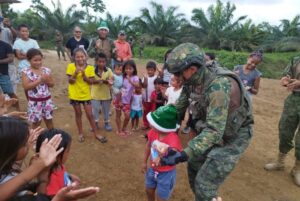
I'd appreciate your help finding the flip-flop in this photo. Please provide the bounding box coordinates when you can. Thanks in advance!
[123,130,132,136]
[95,136,107,143]
[78,134,85,143]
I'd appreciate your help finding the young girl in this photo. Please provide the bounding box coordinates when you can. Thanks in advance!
[130,81,143,131]
[150,78,166,110]
[22,48,54,129]
[66,48,107,143]
[115,60,139,136]
[158,49,173,86]
[234,50,263,99]
[35,129,80,198]
[164,74,183,105]
[91,53,113,131]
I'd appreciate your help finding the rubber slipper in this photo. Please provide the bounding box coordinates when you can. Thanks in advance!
[78,134,85,143]
[95,136,107,143]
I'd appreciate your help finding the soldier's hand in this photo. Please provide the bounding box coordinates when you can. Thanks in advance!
[287,79,300,91]
[280,75,291,86]
[160,149,188,166]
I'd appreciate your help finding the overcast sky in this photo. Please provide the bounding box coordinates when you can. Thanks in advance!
[13,0,300,25]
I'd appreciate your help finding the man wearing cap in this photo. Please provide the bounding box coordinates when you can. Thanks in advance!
[65,26,89,61]
[114,30,132,64]
[88,21,115,68]
[159,43,253,201]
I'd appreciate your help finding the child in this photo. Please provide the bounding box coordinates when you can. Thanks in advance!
[112,61,123,109]
[158,49,173,86]
[151,78,166,111]
[35,129,80,198]
[13,24,40,83]
[22,48,54,129]
[114,60,139,136]
[142,61,157,130]
[234,50,263,99]
[91,53,113,131]
[142,105,182,201]
[164,74,183,105]
[130,81,143,131]
[66,47,107,143]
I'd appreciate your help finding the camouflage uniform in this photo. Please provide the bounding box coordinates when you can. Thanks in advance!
[279,57,300,160]
[88,37,115,68]
[167,43,254,201]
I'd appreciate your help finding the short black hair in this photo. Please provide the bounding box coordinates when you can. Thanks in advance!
[96,52,107,60]
[26,48,43,60]
[146,61,157,70]
[205,52,215,60]
[18,24,29,31]
[154,77,164,85]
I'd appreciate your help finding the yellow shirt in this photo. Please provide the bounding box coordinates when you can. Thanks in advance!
[66,63,95,101]
[91,67,113,100]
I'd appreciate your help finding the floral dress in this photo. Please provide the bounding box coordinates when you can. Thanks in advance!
[23,67,54,123]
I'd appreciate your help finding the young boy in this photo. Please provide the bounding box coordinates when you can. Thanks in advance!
[91,52,113,131]
[164,74,183,105]
[142,105,182,201]
[130,81,143,131]
[13,24,40,80]
[151,78,165,111]
[142,61,157,130]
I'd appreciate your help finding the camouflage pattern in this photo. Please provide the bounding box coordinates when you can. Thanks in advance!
[166,43,205,73]
[87,37,116,66]
[175,65,253,201]
[279,56,300,160]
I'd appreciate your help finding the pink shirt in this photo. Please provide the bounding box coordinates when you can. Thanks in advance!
[114,40,132,61]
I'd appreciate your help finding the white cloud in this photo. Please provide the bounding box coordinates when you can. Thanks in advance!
[11,0,300,25]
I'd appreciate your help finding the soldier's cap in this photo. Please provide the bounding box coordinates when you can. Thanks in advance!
[118,30,126,36]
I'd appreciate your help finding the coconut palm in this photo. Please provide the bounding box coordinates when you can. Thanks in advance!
[105,12,132,39]
[191,0,247,49]
[280,15,300,37]
[134,1,187,46]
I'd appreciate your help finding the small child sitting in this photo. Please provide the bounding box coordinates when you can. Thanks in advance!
[142,105,182,201]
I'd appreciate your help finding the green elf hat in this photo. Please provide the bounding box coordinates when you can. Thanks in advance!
[146,105,180,132]
[97,21,109,32]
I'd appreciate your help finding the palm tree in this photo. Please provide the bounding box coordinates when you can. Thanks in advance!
[191,0,247,50]
[32,0,85,37]
[134,1,187,46]
[280,15,300,37]
[106,12,132,39]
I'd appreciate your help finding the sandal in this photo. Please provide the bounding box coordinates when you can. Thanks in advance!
[123,130,132,136]
[78,134,85,143]
[95,136,107,143]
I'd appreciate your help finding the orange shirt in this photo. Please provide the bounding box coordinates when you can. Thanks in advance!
[114,39,132,61]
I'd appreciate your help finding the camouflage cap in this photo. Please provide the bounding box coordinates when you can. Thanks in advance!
[166,43,205,73]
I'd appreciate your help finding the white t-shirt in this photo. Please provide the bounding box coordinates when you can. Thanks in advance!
[165,86,183,105]
[142,75,157,102]
[13,38,40,71]
[131,94,143,111]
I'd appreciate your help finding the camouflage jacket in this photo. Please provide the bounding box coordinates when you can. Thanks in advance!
[283,56,300,79]
[176,67,253,158]
[87,37,116,60]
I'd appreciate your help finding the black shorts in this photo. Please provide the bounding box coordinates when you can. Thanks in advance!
[69,99,91,105]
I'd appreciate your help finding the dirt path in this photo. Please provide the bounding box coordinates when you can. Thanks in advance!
[17,50,300,201]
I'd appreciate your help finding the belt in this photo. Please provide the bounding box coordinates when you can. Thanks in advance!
[292,91,300,96]
[28,95,51,102]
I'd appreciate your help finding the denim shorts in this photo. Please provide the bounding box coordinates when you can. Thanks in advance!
[130,109,142,119]
[145,168,176,200]
[0,74,14,94]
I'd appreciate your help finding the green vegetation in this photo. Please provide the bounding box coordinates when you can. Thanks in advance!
[134,46,299,79]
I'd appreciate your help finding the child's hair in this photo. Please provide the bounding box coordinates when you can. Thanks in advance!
[249,50,263,61]
[73,47,88,59]
[18,24,29,31]
[205,52,215,60]
[36,129,72,169]
[0,116,29,176]
[122,59,137,77]
[96,52,107,61]
[146,61,157,70]
[27,48,43,60]
[154,77,164,85]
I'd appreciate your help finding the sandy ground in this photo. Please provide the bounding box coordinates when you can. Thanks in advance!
[16,50,300,201]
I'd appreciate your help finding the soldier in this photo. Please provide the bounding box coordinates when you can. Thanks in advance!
[264,56,300,187]
[88,21,115,69]
[159,43,254,201]
[139,37,145,58]
[55,30,66,61]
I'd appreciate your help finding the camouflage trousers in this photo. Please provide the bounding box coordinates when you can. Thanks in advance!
[187,126,253,201]
[279,93,300,160]
[56,44,65,58]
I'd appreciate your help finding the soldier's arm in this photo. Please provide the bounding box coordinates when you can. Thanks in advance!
[175,86,190,120]
[184,77,231,158]
[110,39,116,60]
[282,57,300,77]
[87,38,96,58]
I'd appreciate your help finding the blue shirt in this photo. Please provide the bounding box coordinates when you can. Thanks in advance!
[234,65,262,87]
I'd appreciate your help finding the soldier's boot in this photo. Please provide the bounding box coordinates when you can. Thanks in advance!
[291,160,300,187]
[264,152,287,171]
